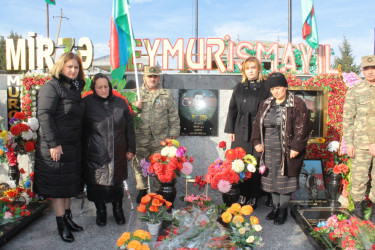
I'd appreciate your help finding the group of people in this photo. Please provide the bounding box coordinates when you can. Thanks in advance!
[32,51,375,243]
[33,52,179,243]
[225,57,310,225]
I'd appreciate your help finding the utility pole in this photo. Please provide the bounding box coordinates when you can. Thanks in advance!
[53,9,68,60]
[288,0,292,43]
[195,0,198,64]
[46,3,49,37]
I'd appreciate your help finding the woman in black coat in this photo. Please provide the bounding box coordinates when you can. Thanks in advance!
[82,73,135,227]
[34,52,85,243]
[224,56,270,208]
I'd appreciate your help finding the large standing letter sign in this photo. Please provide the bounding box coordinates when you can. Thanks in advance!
[6,32,94,71]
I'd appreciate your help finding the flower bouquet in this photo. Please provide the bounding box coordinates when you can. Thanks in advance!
[0,112,38,166]
[205,143,257,193]
[137,193,172,224]
[311,213,375,250]
[220,203,263,249]
[144,139,194,183]
[116,229,151,250]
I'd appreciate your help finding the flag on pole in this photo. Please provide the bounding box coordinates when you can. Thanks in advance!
[45,0,56,5]
[301,0,318,49]
[110,0,134,80]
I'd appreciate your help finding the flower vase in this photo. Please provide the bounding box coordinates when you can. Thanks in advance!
[8,164,20,186]
[222,183,241,207]
[327,173,342,207]
[147,221,161,236]
[157,179,176,211]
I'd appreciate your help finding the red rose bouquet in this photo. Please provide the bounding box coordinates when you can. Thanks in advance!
[205,145,257,193]
[0,112,38,166]
[147,139,194,183]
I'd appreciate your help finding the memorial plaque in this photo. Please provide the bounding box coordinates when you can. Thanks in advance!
[179,89,218,136]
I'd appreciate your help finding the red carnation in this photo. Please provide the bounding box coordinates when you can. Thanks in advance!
[10,124,22,136]
[24,141,35,152]
[20,168,26,174]
[225,149,236,161]
[13,112,26,120]
[218,141,226,149]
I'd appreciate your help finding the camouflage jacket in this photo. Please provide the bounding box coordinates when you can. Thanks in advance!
[132,84,180,142]
[343,80,375,148]
[367,88,375,143]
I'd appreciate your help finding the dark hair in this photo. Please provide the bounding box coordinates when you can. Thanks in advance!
[268,72,288,88]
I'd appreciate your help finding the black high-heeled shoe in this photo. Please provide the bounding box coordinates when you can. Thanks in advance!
[56,216,74,243]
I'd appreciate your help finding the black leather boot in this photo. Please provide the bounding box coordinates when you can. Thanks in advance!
[64,209,83,232]
[136,189,148,204]
[112,200,126,225]
[266,205,280,220]
[56,216,74,243]
[274,207,288,225]
[95,202,107,227]
[353,201,364,220]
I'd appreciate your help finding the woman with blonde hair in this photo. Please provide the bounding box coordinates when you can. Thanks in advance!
[34,52,85,242]
[224,56,270,209]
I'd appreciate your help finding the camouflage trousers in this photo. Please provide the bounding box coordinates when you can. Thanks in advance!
[350,148,375,202]
[132,135,163,192]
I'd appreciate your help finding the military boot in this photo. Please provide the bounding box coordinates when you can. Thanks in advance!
[353,201,364,220]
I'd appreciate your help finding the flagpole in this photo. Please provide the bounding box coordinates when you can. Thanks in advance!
[125,2,141,101]
[46,3,50,37]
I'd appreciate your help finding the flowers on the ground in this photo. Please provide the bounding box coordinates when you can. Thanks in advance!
[183,194,212,211]
[116,229,151,249]
[137,193,172,224]
[205,145,257,193]
[311,213,375,250]
[220,203,262,249]
[147,139,194,183]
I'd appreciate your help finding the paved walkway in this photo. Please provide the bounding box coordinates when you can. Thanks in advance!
[2,194,315,250]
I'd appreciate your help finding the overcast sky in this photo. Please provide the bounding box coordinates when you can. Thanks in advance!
[1,0,374,65]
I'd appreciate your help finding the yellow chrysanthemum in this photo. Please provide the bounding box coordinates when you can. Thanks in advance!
[240,205,253,216]
[171,139,180,147]
[127,240,142,249]
[250,216,259,225]
[221,211,233,223]
[238,227,247,235]
[133,229,151,241]
[243,154,257,165]
[228,203,241,214]
[117,232,131,247]
[0,130,8,143]
[233,215,245,224]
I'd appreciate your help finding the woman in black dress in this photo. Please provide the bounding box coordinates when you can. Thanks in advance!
[82,73,135,227]
[224,56,270,208]
[34,52,85,242]
[251,73,309,225]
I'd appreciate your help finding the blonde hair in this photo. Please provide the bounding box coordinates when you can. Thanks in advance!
[50,52,85,81]
[241,56,264,83]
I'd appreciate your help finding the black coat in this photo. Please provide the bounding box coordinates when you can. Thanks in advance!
[224,80,270,153]
[34,76,84,198]
[82,93,135,186]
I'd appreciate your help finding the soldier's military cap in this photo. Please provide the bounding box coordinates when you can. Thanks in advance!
[361,55,375,68]
[143,66,161,76]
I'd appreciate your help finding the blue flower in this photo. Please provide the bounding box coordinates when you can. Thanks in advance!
[25,179,31,188]
[239,171,245,179]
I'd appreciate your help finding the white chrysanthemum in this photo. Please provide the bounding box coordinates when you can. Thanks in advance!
[247,164,256,173]
[327,141,340,152]
[22,130,34,140]
[27,117,39,131]
[252,224,262,232]
[161,146,170,157]
[246,236,255,243]
[232,159,245,173]
[167,146,177,158]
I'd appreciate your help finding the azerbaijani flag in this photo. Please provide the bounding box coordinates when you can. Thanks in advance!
[301,0,318,49]
[45,0,56,5]
[110,0,134,80]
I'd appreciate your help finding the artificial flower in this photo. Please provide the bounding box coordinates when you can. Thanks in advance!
[181,162,193,175]
[240,205,253,216]
[246,235,255,243]
[247,164,256,173]
[217,180,231,193]
[232,159,245,173]
[221,211,232,223]
[238,227,247,235]
[252,224,262,232]
[327,141,340,152]
[218,141,226,149]
[250,216,259,225]
[259,165,266,175]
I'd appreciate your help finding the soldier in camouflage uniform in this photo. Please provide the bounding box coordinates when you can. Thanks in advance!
[343,55,375,222]
[132,66,180,203]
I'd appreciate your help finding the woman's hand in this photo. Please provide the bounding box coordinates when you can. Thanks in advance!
[133,99,143,109]
[126,152,134,161]
[228,133,235,142]
[290,150,299,159]
[50,145,63,162]
[255,144,263,153]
